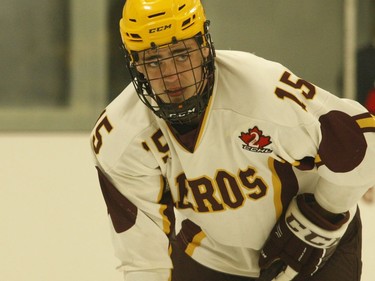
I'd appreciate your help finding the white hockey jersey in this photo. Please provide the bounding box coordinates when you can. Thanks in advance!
[90,50,375,280]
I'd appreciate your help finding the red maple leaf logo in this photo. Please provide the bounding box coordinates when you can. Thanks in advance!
[239,126,272,148]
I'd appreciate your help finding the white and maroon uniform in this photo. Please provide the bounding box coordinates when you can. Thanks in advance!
[90,50,375,281]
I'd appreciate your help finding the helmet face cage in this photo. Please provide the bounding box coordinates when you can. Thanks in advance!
[124,29,215,124]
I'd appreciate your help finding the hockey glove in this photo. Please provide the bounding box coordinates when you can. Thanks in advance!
[258,193,350,281]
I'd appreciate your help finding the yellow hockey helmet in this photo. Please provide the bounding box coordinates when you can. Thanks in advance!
[120,0,207,52]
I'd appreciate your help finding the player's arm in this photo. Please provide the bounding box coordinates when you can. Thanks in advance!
[275,69,375,203]
[90,94,176,280]
[96,167,174,281]
[259,69,375,280]
[269,68,375,211]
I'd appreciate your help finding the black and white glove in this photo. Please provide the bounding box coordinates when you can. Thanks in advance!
[258,193,350,281]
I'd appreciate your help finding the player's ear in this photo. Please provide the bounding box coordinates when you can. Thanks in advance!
[201,46,210,58]
[128,50,145,74]
[134,56,145,75]
[136,64,145,74]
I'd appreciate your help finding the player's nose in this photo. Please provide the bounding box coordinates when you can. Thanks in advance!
[162,58,179,82]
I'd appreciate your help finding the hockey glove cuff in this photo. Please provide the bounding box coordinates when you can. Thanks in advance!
[258,193,350,281]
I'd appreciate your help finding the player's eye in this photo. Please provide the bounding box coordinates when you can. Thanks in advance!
[175,53,189,62]
[145,60,160,68]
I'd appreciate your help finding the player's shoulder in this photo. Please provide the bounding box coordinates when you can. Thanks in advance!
[90,84,158,169]
[214,50,287,95]
[215,50,284,73]
[212,50,318,127]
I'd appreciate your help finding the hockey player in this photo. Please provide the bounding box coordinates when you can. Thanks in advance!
[90,0,375,280]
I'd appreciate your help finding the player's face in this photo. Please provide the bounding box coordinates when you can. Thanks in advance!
[136,38,209,104]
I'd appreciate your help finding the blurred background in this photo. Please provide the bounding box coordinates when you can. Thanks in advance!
[1,0,374,280]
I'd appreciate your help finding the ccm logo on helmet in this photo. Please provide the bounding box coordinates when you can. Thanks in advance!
[149,24,172,33]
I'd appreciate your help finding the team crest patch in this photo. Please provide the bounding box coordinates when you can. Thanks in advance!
[239,126,273,153]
